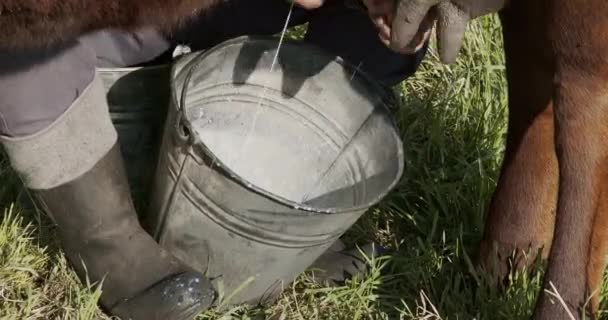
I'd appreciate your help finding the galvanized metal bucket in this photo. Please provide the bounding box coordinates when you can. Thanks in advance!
[144,36,405,307]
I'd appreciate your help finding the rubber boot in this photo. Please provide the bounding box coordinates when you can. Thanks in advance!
[307,240,387,285]
[34,144,216,319]
[0,73,216,320]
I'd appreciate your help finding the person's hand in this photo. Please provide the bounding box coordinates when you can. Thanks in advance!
[291,0,325,9]
[291,0,433,55]
[390,0,507,63]
[362,0,434,55]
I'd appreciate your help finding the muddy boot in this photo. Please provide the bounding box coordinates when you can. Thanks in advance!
[0,73,216,320]
[307,240,387,285]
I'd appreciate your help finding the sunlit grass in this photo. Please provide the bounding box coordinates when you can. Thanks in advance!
[1,15,605,320]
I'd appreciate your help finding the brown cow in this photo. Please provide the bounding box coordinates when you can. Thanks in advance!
[478,1,608,319]
[388,0,608,318]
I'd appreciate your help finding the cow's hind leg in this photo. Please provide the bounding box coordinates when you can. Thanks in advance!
[477,2,557,285]
[533,1,608,317]
[533,65,608,320]
[587,189,608,314]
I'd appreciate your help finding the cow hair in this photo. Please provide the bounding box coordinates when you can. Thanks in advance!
[0,0,221,50]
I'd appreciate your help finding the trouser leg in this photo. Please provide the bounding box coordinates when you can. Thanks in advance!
[0,42,96,137]
[0,32,215,320]
[79,28,171,68]
[0,28,170,138]
[304,0,428,87]
[169,0,427,86]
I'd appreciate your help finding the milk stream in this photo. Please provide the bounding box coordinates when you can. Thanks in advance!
[234,2,295,164]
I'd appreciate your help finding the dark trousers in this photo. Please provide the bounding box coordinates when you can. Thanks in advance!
[0,0,426,137]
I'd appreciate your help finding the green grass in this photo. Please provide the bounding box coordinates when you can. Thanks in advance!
[1,15,606,320]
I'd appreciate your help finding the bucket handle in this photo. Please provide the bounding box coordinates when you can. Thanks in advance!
[177,51,207,147]
[153,51,220,242]
[175,50,224,167]
[152,52,202,241]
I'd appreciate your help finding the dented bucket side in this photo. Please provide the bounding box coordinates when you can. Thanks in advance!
[143,36,404,307]
[146,118,365,305]
[144,63,366,306]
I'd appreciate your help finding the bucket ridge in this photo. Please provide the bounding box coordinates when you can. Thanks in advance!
[177,168,348,248]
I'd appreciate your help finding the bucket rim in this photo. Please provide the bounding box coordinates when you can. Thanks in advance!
[175,35,405,215]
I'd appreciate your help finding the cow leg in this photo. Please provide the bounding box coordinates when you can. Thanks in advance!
[477,2,557,285]
[533,1,608,317]
[586,189,608,315]
[533,68,608,320]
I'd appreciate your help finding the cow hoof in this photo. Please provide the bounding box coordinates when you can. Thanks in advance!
[476,238,545,288]
[532,294,588,320]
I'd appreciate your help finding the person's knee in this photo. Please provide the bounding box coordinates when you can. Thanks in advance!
[304,1,427,87]
[79,28,172,68]
[0,41,96,137]
[168,0,313,51]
